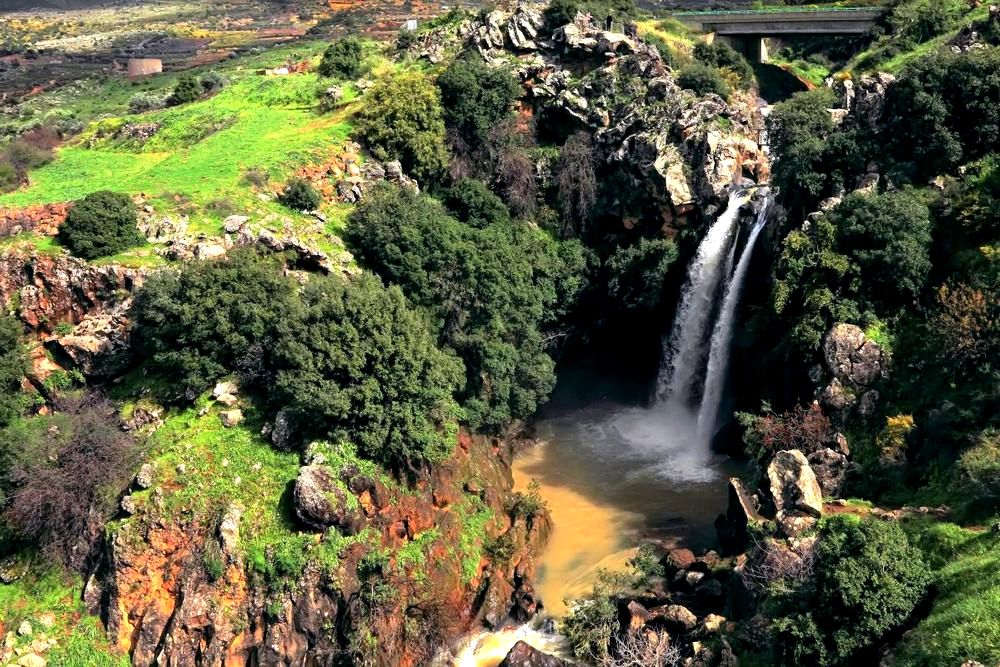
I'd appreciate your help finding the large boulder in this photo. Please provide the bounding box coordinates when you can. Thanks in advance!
[820,323,887,425]
[293,465,366,535]
[767,450,824,537]
[823,323,885,388]
[499,641,569,667]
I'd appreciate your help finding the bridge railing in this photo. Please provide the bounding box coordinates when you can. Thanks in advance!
[673,7,885,16]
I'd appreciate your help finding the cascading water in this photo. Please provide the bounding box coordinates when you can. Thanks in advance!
[696,197,771,447]
[655,190,751,407]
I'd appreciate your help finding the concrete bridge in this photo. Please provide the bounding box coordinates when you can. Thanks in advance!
[674,7,885,62]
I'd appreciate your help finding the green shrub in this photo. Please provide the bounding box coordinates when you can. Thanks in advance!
[59,191,142,260]
[0,161,17,191]
[0,316,26,431]
[354,71,449,184]
[271,273,463,467]
[693,40,754,89]
[318,37,364,79]
[773,517,931,665]
[437,55,519,147]
[605,237,679,313]
[346,184,588,431]
[132,250,297,397]
[443,178,510,228]
[890,0,967,43]
[508,480,547,520]
[826,189,932,311]
[278,177,321,211]
[957,430,1000,505]
[128,92,167,114]
[677,62,730,98]
[167,74,202,107]
[628,543,665,586]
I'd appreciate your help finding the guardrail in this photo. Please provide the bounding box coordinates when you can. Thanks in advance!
[674,7,884,16]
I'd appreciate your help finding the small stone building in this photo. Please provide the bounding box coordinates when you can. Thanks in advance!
[127,58,163,77]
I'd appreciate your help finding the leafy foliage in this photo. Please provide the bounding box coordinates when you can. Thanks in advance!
[825,190,932,310]
[0,315,25,430]
[132,250,297,397]
[443,178,510,228]
[677,62,730,99]
[345,184,588,432]
[693,40,754,89]
[318,37,364,79]
[354,71,449,184]
[437,55,519,147]
[167,74,203,107]
[772,517,931,666]
[605,237,679,313]
[278,177,321,211]
[59,191,142,260]
[271,273,463,468]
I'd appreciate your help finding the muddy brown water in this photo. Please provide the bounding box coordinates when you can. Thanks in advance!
[444,361,743,665]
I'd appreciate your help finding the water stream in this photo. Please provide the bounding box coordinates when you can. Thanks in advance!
[444,190,769,666]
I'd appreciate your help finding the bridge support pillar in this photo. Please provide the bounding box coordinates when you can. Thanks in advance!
[750,37,769,64]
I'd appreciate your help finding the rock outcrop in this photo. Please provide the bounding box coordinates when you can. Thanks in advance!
[767,450,824,537]
[94,433,550,667]
[465,3,765,226]
[819,323,888,425]
[0,250,145,334]
[499,640,569,667]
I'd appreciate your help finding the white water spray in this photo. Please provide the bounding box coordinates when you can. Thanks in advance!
[656,190,750,406]
[696,199,770,447]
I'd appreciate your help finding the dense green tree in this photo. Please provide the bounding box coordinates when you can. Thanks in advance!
[279,177,322,211]
[677,62,730,99]
[59,191,143,260]
[355,71,449,184]
[767,89,836,210]
[605,237,679,313]
[167,74,202,107]
[132,250,297,397]
[772,517,930,666]
[828,190,933,310]
[890,0,967,43]
[318,37,364,79]
[271,274,463,468]
[346,184,587,431]
[437,55,519,147]
[0,315,25,429]
[443,178,511,228]
[693,40,753,89]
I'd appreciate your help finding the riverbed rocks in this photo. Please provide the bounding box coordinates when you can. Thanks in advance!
[499,641,568,667]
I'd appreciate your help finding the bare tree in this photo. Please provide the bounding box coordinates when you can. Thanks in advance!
[556,131,598,238]
[611,629,682,667]
[3,393,139,568]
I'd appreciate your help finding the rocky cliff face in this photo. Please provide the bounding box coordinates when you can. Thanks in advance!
[466,5,766,226]
[91,433,548,667]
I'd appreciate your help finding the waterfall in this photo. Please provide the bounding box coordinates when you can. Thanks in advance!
[696,198,771,447]
[656,190,750,406]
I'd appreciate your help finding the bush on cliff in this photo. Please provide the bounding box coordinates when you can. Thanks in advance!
[677,62,730,99]
[693,40,754,89]
[59,191,143,260]
[772,516,930,666]
[271,273,463,468]
[318,37,364,80]
[605,237,679,314]
[355,71,449,184]
[132,250,297,398]
[0,395,139,567]
[278,177,322,211]
[437,55,519,148]
[0,316,25,431]
[345,184,588,432]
